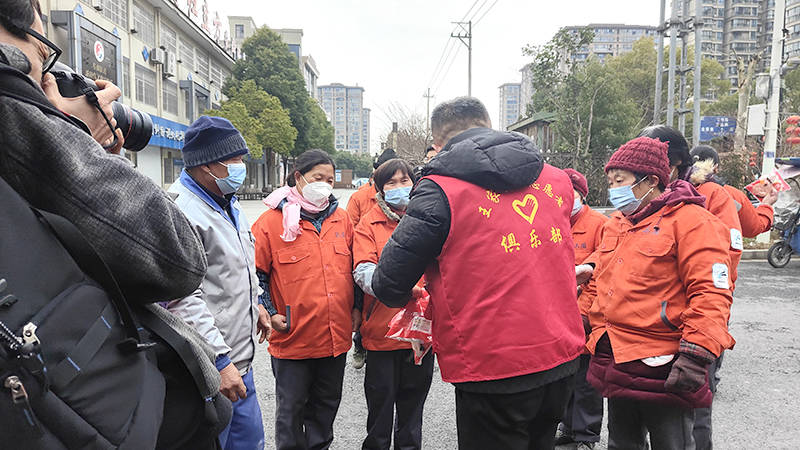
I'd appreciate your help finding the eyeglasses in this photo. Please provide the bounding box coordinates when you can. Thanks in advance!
[24,28,61,74]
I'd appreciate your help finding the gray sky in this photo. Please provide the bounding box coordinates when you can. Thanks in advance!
[218,0,660,154]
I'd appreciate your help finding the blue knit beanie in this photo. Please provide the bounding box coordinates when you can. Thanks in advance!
[181,116,249,168]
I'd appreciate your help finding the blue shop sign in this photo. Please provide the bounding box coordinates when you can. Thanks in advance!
[149,115,188,149]
[699,116,736,142]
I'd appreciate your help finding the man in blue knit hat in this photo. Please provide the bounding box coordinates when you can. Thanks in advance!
[166,116,271,449]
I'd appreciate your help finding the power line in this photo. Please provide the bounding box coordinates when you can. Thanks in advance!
[460,0,482,22]
[473,0,499,26]
[430,38,459,89]
[427,38,457,89]
[432,44,463,97]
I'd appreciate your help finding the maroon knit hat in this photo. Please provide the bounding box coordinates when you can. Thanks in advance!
[605,136,671,186]
[563,168,588,198]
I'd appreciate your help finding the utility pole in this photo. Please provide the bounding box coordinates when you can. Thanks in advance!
[763,0,787,176]
[654,0,666,124]
[666,0,680,126]
[451,21,472,96]
[424,88,434,138]
[692,0,703,147]
[678,0,690,134]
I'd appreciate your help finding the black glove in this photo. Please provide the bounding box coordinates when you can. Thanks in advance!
[665,353,708,393]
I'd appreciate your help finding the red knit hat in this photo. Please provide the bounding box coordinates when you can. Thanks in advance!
[605,137,671,187]
[563,168,588,198]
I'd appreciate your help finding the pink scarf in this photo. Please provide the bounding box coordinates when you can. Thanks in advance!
[263,186,329,242]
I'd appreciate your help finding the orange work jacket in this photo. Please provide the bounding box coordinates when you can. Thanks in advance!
[252,206,354,360]
[582,203,735,363]
[352,204,422,351]
[724,185,774,238]
[695,182,742,288]
[347,182,378,227]
[572,205,609,265]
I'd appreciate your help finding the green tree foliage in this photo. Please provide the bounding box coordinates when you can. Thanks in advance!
[521,31,732,204]
[227,27,331,156]
[305,98,335,152]
[210,80,296,159]
[332,152,374,178]
[784,67,800,114]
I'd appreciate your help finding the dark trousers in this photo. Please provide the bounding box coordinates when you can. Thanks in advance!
[693,352,724,450]
[362,349,434,450]
[271,354,347,450]
[455,375,574,450]
[607,398,695,450]
[354,331,365,353]
[562,354,604,443]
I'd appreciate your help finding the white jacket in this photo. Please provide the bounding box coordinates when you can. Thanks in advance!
[167,174,259,374]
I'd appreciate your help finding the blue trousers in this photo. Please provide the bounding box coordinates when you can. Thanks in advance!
[219,369,265,450]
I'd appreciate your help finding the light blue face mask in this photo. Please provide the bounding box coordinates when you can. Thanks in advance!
[384,186,412,209]
[608,178,653,216]
[571,196,583,217]
[212,162,247,195]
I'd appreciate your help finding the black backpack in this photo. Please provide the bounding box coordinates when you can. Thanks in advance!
[0,64,231,449]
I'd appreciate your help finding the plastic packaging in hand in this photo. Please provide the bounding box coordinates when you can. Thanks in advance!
[385,292,433,365]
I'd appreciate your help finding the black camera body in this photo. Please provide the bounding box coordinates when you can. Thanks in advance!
[51,62,153,151]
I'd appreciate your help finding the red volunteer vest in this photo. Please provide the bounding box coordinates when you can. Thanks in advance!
[425,164,585,383]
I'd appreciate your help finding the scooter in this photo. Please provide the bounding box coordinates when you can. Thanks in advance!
[767,204,800,268]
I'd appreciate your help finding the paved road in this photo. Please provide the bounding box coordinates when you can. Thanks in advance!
[239,194,800,449]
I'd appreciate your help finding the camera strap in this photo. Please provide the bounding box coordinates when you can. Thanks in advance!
[80,87,119,150]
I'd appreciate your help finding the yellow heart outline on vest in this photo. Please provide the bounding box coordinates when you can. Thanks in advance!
[512,194,539,224]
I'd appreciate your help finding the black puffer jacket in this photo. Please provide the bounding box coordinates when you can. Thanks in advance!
[372,127,544,306]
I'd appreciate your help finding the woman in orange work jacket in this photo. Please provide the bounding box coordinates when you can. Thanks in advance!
[252,150,358,450]
[581,137,735,450]
[352,159,433,450]
[556,169,608,448]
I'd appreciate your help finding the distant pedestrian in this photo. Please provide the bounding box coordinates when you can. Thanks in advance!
[253,149,358,450]
[372,97,586,450]
[353,158,433,450]
[167,116,270,450]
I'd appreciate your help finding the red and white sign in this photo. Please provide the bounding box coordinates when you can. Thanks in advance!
[94,41,105,62]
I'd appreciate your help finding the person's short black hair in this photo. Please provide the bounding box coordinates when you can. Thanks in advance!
[424,145,436,156]
[431,97,491,147]
[374,148,397,169]
[638,125,690,174]
[0,0,42,39]
[288,149,335,187]
[373,158,416,194]
[690,145,720,166]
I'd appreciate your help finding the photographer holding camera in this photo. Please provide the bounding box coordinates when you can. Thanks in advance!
[0,0,206,303]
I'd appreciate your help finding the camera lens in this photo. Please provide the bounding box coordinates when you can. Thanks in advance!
[112,102,153,151]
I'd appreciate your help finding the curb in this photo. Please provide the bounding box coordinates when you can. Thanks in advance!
[741,249,768,260]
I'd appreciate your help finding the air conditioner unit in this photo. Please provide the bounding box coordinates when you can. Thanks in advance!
[162,52,176,78]
[91,0,103,11]
[150,48,165,65]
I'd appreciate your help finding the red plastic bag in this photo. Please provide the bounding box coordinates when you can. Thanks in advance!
[385,292,433,365]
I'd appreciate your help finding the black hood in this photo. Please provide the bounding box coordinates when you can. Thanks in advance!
[423,127,544,192]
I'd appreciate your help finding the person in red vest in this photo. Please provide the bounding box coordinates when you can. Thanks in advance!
[353,158,433,450]
[581,137,735,450]
[556,168,608,450]
[372,97,586,450]
[348,147,398,369]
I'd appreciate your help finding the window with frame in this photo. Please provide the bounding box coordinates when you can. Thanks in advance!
[210,60,222,86]
[235,24,245,39]
[162,79,178,115]
[132,1,155,48]
[99,0,128,28]
[196,49,209,80]
[135,63,157,107]
[160,22,177,56]
[179,36,194,69]
[123,57,130,100]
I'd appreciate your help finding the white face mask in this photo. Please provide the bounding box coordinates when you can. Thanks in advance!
[571,197,583,217]
[301,176,333,207]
